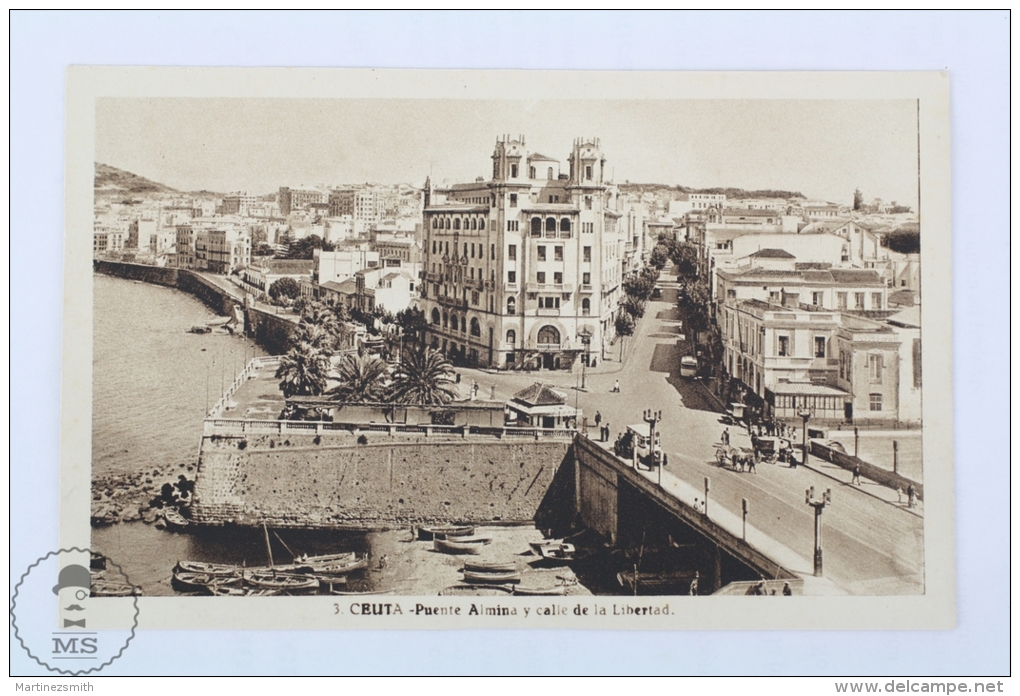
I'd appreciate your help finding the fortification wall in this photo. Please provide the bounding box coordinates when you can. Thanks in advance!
[189,432,573,529]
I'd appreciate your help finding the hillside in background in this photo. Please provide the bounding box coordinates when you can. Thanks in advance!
[95,163,227,201]
[95,163,180,196]
[619,183,805,200]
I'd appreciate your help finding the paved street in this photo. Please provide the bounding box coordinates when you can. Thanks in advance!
[454,280,925,595]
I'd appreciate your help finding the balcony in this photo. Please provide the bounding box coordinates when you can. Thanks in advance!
[436,294,468,309]
[530,283,573,293]
[579,283,593,293]
[504,282,519,292]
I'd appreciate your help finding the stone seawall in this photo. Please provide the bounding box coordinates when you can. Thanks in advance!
[94,260,297,354]
[189,432,574,529]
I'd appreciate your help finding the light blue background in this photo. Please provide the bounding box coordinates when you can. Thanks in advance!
[10,10,1009,676]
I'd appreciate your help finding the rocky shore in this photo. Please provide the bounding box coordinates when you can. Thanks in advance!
[91,461,196,527]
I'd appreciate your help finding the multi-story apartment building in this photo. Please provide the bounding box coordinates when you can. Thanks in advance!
[194,228,251,274]
[279,186,328,216]
[420,136,625,369]
[717,258,909,424]
[221,192,260,216]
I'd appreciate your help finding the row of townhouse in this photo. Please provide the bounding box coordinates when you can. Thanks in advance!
[716,256,921,427]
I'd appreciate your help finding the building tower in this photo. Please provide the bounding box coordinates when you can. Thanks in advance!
[420,135,622,370]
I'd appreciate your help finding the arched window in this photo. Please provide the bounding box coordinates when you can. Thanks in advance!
[546,217,557,233]
[531,217,542,237]
[479,219,485,230]
[442,311,449,328]
[453,218,461,230]
[470,317,481,337]
[431,218,438,229]
[537,325,560,345]
[529,166,536,179]
[547,167,554,180]
[445,218,451,230]
[431,308,441,325]
[470,218,477,230]
[506,329,516,344]
[560,218,571,232]
[582,298,591,314]
[507,297,516,315]
[460,316,467,333]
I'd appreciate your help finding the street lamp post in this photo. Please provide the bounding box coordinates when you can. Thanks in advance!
[578,328,592,391]
[805,486,832,577]
[643,408,662,485]
[798,408,812,468]
[741,498,749,541]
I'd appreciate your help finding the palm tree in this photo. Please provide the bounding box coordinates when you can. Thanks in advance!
[330,353,390,404]
[292,322,333,352]
[388,347,459,406]
[275,342,331,398]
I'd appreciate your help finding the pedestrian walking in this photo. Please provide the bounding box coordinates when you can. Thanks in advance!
[907,483,916,508]
[852,465,862,486]
[661,452,668,468]
[782,582,793,596]
[594,410,602,427]
[896,487,904,505]
[721,428,730,446]
[613,379,621,393]
[689,571,699,596]
[748,457,757,474]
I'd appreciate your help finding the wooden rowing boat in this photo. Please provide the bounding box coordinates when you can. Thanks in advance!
[445,535,492,545]
[513,585,566,596]
[439,584,514,596]
[463,560,517,574]
[91,580,141,597]
[172,571,242,593]
[433,538,485,555]
[418,525,475,541]
[243,570,320,593]
[174,560,243,577]
[160,507,190,530]
[462,570,521,584]
[616,570,698,595]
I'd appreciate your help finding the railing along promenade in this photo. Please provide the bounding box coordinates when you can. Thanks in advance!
[208,355,282,418]
[203,417,578,440]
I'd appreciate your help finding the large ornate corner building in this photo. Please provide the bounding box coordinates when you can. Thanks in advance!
[420,136,625,369]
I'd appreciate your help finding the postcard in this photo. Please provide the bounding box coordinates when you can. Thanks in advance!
[32,68,954,654]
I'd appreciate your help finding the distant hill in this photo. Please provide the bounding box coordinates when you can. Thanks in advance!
[95,163,180,197]
[619,183,805,200]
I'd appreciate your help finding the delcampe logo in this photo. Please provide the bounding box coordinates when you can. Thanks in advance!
[12,548,139,675]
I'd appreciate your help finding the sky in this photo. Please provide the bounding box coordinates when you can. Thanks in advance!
[96,97,919,208]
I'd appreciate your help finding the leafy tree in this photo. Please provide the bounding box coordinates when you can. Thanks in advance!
[882,229,920,254]
[623,274,656,301]
[621,295,647,319]
[254,242,276,257]
[286,234,336,260]
[649,244,669,270]
[330,353,389,404]
[275,342,331,398]
[269,277,301,302]
[614,312,636,356]
[388,347,459,406]
[670,241,700,278]
[395,307,429,347]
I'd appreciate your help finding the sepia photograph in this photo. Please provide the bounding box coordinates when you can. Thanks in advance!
[80,78,944,613]
[12,10,1009,679]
